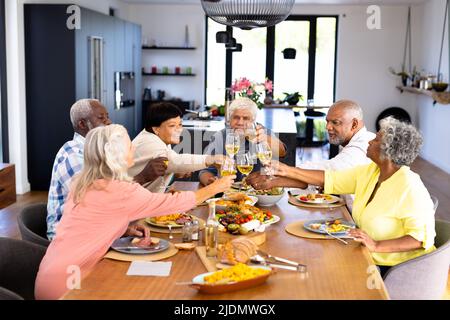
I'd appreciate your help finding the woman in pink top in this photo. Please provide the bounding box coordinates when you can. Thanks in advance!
[35,124,235,300]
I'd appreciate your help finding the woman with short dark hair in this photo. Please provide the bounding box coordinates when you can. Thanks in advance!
[129,102,226,192]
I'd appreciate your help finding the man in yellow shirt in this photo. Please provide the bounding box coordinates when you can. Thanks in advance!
[248,117,436,273]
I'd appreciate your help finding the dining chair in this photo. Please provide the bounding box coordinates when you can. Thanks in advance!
[430,194,439,213]
[17,202,50,247]
[383,219,450,300]
[0,237,47,300]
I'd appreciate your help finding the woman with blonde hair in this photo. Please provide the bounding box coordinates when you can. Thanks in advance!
[35,124,234,300]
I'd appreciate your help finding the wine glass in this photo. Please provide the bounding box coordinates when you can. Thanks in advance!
[225,132,240,157]
[236,153,253,192]
[245,122,257,142]
[220,157,237,177]
[256,141,273,177]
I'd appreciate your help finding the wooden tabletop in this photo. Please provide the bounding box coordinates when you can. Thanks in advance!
[62,182,388,300]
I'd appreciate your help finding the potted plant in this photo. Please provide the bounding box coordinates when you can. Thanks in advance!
[389,67,410,86]
[282,92,303,106]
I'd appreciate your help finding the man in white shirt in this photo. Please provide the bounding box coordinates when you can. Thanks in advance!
[247,100,375,212]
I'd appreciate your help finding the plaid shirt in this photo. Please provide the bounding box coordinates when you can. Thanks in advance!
[46,133,85,240]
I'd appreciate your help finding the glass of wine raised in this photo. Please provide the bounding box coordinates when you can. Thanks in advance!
[236,153,254,192]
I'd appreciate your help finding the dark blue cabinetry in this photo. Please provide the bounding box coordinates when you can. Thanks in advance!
[24,4,141,190]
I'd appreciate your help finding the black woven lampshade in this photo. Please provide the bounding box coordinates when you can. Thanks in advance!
[201,0,295,30]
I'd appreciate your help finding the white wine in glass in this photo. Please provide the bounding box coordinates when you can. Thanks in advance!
[237,164,254,175]
[245,122,257,142]
[220,158,236,177]
[236,154,253,175]
[256,142,273,177]
[225,133,240,157]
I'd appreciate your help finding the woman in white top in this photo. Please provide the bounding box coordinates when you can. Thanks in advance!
[129,102,225,192]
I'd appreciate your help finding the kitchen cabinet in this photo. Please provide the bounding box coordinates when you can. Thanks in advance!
[0,164,16,209]
[24,4,141,190]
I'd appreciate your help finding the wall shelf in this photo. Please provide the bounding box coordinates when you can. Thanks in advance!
[142,46,196,50]
[142,72,196,77]
[396,86,450,105]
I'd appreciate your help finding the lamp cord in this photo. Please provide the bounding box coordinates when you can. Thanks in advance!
[438,0,449,79]
[403,6,412,73]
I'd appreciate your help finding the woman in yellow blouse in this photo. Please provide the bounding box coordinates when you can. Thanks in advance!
[247,117,436,274]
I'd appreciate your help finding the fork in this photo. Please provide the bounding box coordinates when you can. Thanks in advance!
[324,229,348,245]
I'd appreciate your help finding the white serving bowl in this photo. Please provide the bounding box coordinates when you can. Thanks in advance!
[253,190,285,207]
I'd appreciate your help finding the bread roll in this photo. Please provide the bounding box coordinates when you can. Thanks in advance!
[217,238,258,265]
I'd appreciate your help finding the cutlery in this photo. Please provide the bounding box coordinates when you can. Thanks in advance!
[324,229,349,245]
[114,245,160,251]
[250,254,307,272]
[250,256,304,272]
[256,250,306,270]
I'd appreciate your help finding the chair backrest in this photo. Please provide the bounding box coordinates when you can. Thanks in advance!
[0,238,47,300]
[17,203,50,247]
[430,194,439,213]
[383,219,450,300]
[0,287,24,300]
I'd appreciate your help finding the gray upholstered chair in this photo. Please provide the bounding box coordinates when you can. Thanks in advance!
[430,194,439,212]
[17,203,50,247]
[383,219,450,300]
[0,237,47,300]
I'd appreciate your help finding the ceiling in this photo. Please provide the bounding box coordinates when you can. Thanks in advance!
[122,0,428,5]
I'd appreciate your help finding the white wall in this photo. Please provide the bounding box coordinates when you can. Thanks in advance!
[128,4,205,106]
[6,0,130,194]
[414,0,450,173]
[127,3,420,132]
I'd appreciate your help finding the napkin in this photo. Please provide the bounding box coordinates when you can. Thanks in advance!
[126,261,172,277]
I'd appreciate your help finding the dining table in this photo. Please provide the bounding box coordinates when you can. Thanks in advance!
[62,181,389,300]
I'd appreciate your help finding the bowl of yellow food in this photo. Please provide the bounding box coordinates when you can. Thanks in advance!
[190,263,272,294]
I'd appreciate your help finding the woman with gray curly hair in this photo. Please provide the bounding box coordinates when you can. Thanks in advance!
[248,117,436,275]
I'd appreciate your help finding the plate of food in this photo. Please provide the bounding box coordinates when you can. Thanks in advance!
[296,193,340,205]
[145,213,193,228]
[216,204,278,234]
[303,219,355,235]
[207,193,258,210]
[190,263,272,294]
[110,236,169,255]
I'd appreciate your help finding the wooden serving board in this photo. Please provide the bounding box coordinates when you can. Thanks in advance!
[195,246,218,272]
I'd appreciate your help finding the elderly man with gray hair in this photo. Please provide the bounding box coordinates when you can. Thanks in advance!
[199,97,287,186]
[247,99,375,211]
[46,99,166,240]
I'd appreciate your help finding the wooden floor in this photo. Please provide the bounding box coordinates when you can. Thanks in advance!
[1,146,449,299]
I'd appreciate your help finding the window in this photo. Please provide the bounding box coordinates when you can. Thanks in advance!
[205,15,338,107]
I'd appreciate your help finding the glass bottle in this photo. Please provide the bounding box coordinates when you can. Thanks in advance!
[182,221,192,243]
[205,201,219,257]
[191,220,199,241]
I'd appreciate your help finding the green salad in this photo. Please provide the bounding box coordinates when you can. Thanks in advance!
[250,187,284,196]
